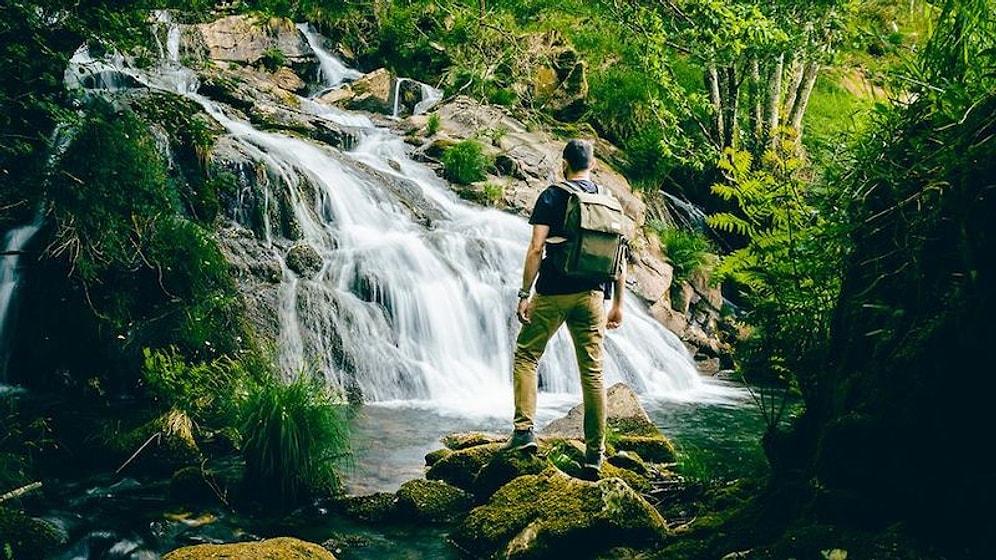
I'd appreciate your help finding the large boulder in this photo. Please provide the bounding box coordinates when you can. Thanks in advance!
[395,478,474,523]
[196,16,311,65]
[541,382,661,439]
[425,442,504,492]
[162,537,336,559]
[450,467,668,560]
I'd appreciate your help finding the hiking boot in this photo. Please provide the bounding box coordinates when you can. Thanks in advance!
[503,428,538,452]
[579,463,601,481]
[579,449,603,481]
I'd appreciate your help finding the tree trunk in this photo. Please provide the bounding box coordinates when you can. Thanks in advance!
[788,61,820,133]
[765,52,784,148]
[706,64,724,149]
[749,56,763,153]
[722,65,739,149]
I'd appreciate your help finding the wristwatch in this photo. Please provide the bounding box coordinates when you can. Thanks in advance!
[517,288,531,299]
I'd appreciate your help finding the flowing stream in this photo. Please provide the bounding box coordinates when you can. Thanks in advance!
[12,17,759,559]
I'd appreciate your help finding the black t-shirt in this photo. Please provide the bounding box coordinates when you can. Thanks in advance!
[528,179,611,297]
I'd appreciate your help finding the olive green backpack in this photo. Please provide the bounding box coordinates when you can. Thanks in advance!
[548,181,630,283]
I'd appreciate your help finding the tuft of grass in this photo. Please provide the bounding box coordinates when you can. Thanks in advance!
[442,139,492,184]
[426,113,441,135]
[240,372,350,508]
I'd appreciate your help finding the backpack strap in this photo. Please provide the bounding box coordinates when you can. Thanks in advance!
[554,180,601,196]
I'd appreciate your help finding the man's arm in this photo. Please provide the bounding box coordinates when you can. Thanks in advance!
[517,224,549,324]
[606,265,625,329]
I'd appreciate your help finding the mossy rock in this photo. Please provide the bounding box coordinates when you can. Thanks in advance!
[601,463,652,494]
[608,450,649,475]
[395,478,474,523]
[162,536,336,559]
[0,507,68,560]
[424,448,452,467]
[472,448,548,502]
[615,435,676,464]
[425,442,503,491]
[441,432,504,451]
[334,492,397,523]
[451,467,667,560]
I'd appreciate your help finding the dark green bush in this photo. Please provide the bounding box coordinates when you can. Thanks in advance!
[649,222,716,285]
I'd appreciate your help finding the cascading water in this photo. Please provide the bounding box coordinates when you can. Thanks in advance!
[297,22,363,90]
[0,220,43,384]
[64,19,745,422]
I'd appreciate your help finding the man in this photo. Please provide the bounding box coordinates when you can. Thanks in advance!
[504,138,625,481]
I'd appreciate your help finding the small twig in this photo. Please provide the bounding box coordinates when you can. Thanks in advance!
[116,432,161,474]
[0,482,43,503]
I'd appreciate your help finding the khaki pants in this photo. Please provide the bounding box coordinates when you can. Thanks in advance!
[512,290,606,460]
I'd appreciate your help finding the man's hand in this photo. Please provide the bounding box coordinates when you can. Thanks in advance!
[606,305,623,329]
[517,298,531,324]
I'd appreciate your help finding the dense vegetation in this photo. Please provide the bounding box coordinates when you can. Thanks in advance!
[1,0,993,558]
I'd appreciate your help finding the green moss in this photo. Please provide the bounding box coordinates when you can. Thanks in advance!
[162,537,334,560]
[395,478,474,523]
[426,443,503,491]
[452,467,667,558]
[0,507,66,560]
[615,435,676,464]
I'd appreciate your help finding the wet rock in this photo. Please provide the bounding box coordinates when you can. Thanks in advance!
[441,431,504,450]
[0,507,68,560]
[450,467,667,560]
[334,492,397,523]
[286,243,323,278]
[541,382,661,439]
[424,448,451,467]
[615,435,677,464]
[162,536,336,559]
[395,478,474,523]
[471,449,548,502]
[425,442,504,492]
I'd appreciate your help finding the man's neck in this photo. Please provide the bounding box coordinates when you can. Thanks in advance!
[564,171,590,181]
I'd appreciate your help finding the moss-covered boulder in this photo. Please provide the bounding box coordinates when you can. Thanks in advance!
[162,536,336,559]
[615,435,676,464]
[441,431,504,450]
[395,478,474,523]
[472,448,548,502]
[0,507,68,560]
[334,492,398,523]
[425,442,503,491]
[424,447,451,467]
[450,467,668,560]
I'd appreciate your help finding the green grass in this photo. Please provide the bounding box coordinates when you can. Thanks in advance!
[241,372,351,508]
[802,72,879,158]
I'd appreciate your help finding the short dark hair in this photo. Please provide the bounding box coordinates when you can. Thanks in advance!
[562,138,593,172]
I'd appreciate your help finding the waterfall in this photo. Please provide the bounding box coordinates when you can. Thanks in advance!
[297,22,363,90]
[392,77,443,118]
[64,21,745,420]
[0,220,43,383]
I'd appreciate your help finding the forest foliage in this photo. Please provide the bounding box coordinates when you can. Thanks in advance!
[2,0,992,531]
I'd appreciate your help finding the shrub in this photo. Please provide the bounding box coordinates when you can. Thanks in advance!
[482,182,506,207]
[259,47,286,72]
[426,113,441,135]
[241,373,350,508]
[442,139,491,184]
[648,222,716,285]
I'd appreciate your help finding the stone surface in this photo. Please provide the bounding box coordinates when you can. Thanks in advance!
[541,382,661,439]
[197,16,311,65]
[451,467,667,560]
[162,537,336,559]
[394,478,474,523]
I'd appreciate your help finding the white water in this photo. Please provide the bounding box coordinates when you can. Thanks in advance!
[297,22,363,89]
[0,220,43,382]
[62,20,747,423]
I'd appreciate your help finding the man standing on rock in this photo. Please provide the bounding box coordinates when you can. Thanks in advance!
[503,138,625,481]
